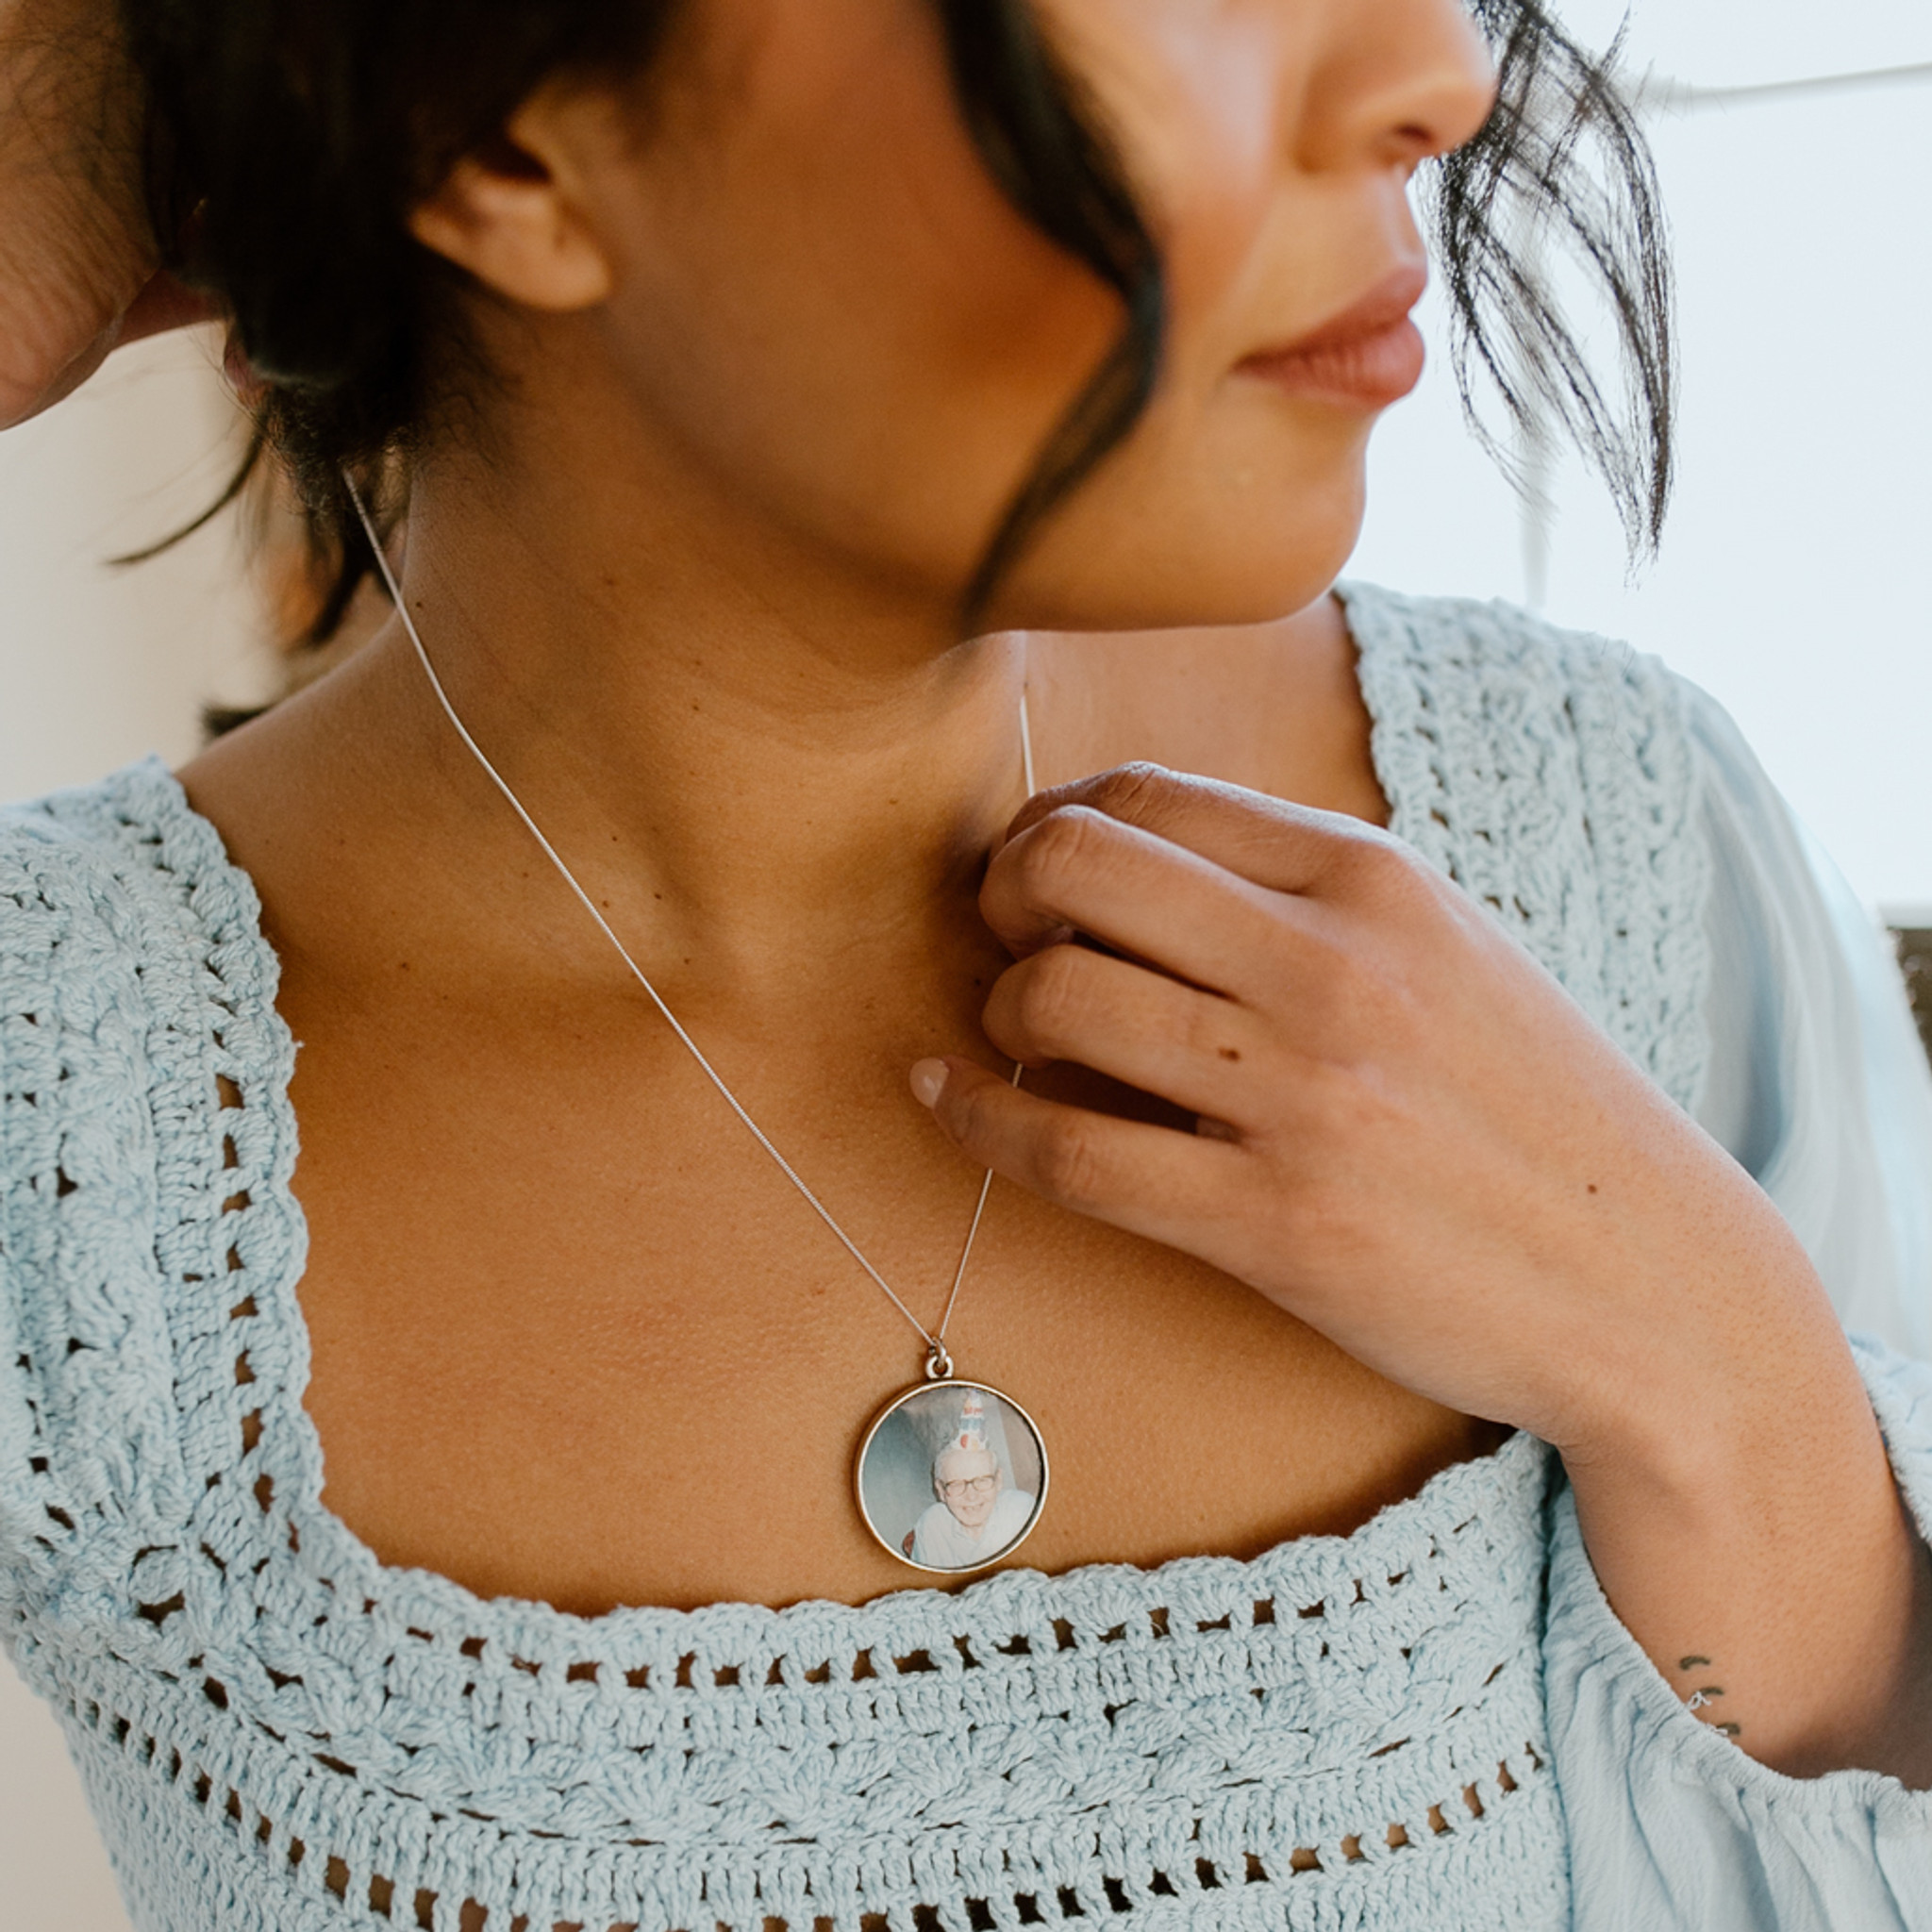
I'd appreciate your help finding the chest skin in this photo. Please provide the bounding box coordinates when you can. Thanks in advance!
[187,605,1509,1616]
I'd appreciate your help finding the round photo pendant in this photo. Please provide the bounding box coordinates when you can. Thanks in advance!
[856,1378,1048,1574]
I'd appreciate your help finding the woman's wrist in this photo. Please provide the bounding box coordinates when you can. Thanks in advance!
[1558,1280,1932,1784]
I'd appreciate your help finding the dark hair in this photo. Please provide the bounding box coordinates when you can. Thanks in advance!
[120,0,1672,641]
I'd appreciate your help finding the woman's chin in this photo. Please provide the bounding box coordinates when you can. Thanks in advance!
[983,465,1369,638]
[991,537,1363,639]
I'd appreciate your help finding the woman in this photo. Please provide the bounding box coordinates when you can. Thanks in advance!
[1,1,1928,1928]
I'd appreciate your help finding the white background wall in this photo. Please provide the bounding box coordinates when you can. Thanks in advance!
[3,5,1929,1925]
[1350,0,1932,916]
[0,329,270,796]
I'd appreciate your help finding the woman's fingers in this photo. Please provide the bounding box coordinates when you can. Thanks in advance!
[1006,763,1394,897]
[982,763,1430,1006]
[981,804,1289,993]
[0,275,223,430]
[911,1055,1242,1241]
[982,943,1271,1124]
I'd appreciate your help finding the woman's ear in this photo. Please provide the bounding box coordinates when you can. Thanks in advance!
[408,84,619,311]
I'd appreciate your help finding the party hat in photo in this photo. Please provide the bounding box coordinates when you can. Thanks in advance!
[953,1388,988,1454]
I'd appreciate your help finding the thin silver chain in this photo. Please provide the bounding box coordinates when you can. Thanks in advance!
[346,484,1031,1368]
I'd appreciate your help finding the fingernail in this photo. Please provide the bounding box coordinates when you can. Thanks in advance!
[909,1058,949,1108]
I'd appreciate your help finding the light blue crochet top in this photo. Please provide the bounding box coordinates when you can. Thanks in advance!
[4,585,1930,1932]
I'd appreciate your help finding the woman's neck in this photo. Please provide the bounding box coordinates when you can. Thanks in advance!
[185,399,1382,1029]
[416,468,1030,980]
[192,443,1052,1024]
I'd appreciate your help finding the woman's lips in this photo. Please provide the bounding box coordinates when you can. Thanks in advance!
[1236,266,1429,408]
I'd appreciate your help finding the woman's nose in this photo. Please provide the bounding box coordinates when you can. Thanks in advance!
[1293,0,1501,175]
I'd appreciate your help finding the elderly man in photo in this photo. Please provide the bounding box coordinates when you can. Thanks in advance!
[910,1391,1036,1568]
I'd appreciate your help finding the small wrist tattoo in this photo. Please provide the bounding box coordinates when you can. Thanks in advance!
[1674,1656,1740,1736]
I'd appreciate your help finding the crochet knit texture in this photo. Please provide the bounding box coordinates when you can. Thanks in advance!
[4,586,1925,1932]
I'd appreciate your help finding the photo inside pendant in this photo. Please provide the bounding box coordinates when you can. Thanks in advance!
[859,1383,1045,1571]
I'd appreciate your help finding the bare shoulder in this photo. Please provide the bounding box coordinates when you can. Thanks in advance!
[174,630,478,982]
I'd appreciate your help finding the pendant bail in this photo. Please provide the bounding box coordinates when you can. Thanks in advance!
[924,1340,955,1381]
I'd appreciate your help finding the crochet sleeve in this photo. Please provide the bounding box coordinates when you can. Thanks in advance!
[0,801,188,1620]
[1546,1341,1932,1931]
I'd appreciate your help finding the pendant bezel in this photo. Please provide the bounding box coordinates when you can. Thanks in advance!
[855,1376,1049,1575]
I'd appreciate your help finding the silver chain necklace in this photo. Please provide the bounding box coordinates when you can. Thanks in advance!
[348,485,1049,1575]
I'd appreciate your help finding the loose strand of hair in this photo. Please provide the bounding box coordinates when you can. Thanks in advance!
[933,0,1167,632]
[1431,3,1674,556]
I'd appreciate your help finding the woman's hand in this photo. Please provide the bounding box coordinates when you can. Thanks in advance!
[915,763,1932,1783]
[0,0,208,426]
[924,762,1796,1449]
